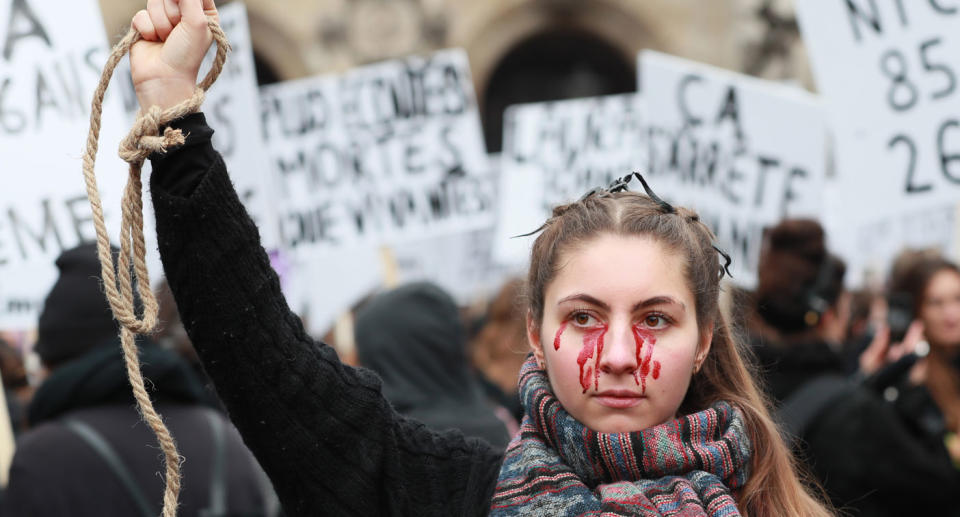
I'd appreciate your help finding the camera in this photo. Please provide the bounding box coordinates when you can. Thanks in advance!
[886,292,914,344]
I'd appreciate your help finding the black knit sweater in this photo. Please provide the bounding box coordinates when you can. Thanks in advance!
[149,113,504,516]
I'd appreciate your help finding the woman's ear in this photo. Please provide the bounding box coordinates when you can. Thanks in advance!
[526,310,545,368]
[695,322,714,372]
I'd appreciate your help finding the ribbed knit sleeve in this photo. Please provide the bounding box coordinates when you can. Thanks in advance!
[148,114,503,516]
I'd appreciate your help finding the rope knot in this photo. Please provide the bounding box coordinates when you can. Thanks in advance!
[118,89,205,165]
[142,126,187,154]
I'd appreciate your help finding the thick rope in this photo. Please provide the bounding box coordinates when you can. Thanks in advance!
[81,20,230,517]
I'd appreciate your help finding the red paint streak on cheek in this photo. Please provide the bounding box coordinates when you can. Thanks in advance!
[578,327,607,393]
[553,321,568,351]
[632,327,660,395]
[634,331,644,381]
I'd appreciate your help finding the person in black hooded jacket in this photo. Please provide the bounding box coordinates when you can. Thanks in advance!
[1,244,279,517]
[749,219,960,516]
[354,282,511,449]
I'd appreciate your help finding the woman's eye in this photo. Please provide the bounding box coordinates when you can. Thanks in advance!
[644,314,668,329]
[572,312,595,326]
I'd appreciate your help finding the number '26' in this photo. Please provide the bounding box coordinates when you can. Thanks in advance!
[889,119,960,194]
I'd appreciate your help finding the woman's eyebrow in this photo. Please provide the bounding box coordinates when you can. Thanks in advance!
[557,293,609,310]
[632,296,686,313]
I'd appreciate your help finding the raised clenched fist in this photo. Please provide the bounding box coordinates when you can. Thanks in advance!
[130,0,219,111]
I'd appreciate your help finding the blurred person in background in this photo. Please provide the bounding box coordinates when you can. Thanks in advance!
[469,278,527,422]
[749,219,958,515]
[0,339,31,437]
[1,244,277,517]
[839,288,886,374]
[354,282,512,449]
[888,251,960,466]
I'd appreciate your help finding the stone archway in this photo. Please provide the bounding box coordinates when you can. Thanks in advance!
[481,29,635,153]
[458,0,659,153]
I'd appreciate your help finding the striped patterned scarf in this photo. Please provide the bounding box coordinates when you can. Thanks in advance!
[490,357,752,516]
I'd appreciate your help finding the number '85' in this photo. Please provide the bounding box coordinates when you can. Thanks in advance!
[880,37,956,112]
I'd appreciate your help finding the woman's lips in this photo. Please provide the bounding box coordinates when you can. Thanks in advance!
[593,389,645,409]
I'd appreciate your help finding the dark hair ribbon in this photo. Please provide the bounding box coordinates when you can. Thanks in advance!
[579,172,677,215]
[512,223,549,238]
[514,172,676,238]
[713,244,734,280]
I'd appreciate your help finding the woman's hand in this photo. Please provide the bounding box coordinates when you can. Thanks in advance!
[859,319,930,387]
[130,0,219,111]
[859,323,891,376]
[859,320,926,376]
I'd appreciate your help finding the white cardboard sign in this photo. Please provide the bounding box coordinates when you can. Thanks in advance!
[259,48,495,255]
[492,93,646,266]
[639,50,827,287]
[260,49,496,333]
[198,2,279,249]
[796,1,960,281]
[0,0,130,329]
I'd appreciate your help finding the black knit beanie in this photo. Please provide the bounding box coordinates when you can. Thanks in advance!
[35,243,122,368]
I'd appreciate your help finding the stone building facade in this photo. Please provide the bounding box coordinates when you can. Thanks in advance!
[99,0,812,149]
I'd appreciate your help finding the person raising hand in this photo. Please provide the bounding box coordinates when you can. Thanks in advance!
[129,0,834,515]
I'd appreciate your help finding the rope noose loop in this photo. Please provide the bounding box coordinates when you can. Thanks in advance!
[81,19,230,517]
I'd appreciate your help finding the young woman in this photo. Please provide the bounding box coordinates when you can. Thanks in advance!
[889,252,960,465]
[130,1,830,514]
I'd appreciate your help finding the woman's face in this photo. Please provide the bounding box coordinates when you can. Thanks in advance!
[920,269,960,348]
[528,234,710,433]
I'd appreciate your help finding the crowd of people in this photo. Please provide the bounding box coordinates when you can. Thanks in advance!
[0,0,959,515]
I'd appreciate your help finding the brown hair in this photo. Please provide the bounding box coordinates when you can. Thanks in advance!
[470,278,529,396]
[888,250,960,322]
[888,251,960,432]
[0,338,27,390]
[526,191,831,517]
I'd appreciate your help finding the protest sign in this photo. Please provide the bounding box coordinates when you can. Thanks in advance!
[260,48,495,333]
[198,3,279,248]
[492,94,646,266]
[639,50,827,286]
[260,48,494,254]
[395,229,517,306]
[282,227,514,336]
[281,247,383,337]
[0,0,130,328]
[396,153,517,305]
[796,1,960,281]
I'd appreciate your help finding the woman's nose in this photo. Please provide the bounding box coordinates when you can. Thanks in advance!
[597,324,639,376]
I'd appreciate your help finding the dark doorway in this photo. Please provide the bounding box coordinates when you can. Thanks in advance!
[253,52,282,86]
[481,29,636,153]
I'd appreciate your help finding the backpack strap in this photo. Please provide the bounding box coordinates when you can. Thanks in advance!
[201,409,228,517]
[64,419,156,517]
[776,374,852,443]
[202,409,282,517]
[256,465,282,517]
[68,411,278,517]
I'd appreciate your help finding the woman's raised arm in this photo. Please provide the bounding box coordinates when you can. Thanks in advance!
[133,1,503,514]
